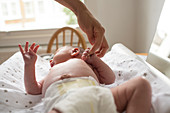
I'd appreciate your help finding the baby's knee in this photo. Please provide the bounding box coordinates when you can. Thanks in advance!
[136,77,151,93]
[48,109,62,113]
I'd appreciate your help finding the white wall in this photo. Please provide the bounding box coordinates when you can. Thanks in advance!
[85,0,165,52]
[135,0,165,52]
[85,0,136,51]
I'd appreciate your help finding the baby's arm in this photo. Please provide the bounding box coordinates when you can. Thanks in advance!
[82,49,115,84]
[18,42,43,95]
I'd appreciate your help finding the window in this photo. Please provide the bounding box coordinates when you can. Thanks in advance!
[0,0,21,20]
[37,1,45,14]
[150,0,170,58]
[0,0,87,53]
[0,0,83,31]
[1,3,8,16]
[24,1,34,18]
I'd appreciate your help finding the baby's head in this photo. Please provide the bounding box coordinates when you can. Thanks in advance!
[50,46,84,67]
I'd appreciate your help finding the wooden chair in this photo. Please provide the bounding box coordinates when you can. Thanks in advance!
[47,27,87,53]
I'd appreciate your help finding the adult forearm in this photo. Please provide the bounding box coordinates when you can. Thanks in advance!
[54,0,88,16]
[24,64,42,95]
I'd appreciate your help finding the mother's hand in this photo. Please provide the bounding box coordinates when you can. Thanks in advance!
[53,0,109,57]
[77,8,109,57]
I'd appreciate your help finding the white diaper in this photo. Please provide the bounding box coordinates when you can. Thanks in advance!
[43,76,117,113]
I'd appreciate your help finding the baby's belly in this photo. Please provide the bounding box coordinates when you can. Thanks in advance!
[42,59,98,96]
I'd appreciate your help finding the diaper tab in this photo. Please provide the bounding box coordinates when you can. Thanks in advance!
[45,76,99,98]
[57,78,97,95]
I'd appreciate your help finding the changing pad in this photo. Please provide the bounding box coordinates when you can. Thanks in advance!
[0,44,170,113]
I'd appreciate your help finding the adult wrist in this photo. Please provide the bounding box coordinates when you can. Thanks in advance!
[73,1,88,16]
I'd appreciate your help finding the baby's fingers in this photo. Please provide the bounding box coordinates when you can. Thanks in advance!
[25,41,29,52]
[29,48,36,56]
[18,44,24,55]
[82,51,89,57]
[81,55,87,61]
[33,45,40,53]
[30,43,35,50]
[82,49,90,60]
[85,48,90,53]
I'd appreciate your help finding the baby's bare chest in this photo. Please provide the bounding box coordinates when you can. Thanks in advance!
[42,59,98,96]
[50,59,94,76]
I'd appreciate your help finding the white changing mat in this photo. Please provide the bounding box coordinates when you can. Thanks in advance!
[0,53,50,113]
[0,44,170,113]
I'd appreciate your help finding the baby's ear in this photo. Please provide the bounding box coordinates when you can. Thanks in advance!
[71,48,80,57]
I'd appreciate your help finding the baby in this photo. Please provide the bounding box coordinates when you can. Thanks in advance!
[19,42,151,113]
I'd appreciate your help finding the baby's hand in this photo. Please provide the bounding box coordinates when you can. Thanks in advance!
[18,42,39,65]
[82,48,96,64]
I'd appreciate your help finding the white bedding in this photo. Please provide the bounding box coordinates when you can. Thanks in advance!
[0,44,170,113]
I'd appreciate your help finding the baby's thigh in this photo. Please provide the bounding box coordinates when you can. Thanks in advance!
[48,109,62,113]
[110,77,150,112]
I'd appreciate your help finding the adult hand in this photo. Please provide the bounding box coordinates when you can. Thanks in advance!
[18,42,39,65]
[53,0,109,57]
[77,9,109,57]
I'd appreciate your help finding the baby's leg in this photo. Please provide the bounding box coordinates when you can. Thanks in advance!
[110,77,151,113]
[48,109,62,113]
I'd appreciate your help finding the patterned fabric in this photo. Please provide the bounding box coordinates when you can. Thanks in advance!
[0,44,170,113]
[0,52,50,113]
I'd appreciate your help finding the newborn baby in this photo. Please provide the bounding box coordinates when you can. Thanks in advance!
[19,42,151,113]
[18,42,116,113]
[43,44,115,96]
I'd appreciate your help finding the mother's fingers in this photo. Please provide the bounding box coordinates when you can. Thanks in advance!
[89,29,104,55]
[96,46,108,57]
[25,41,29,52]
[86,32,94,45]
[18,44,24,55]
[95,37,109,57]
